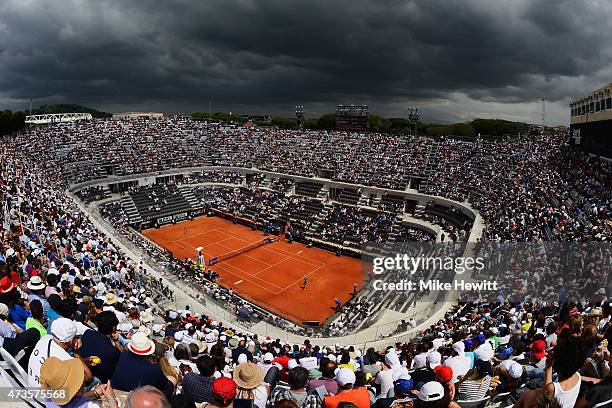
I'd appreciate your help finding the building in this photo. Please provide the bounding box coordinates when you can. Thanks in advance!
[570,83,612,157]
[336,105,368,131]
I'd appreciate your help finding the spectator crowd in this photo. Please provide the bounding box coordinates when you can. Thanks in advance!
[0,117,609,408]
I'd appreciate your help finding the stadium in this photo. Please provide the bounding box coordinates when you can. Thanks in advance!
[0,109,609,408]
[0,1,611,406]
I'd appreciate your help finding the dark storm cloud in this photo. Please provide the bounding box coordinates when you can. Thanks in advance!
[1,0,611,123]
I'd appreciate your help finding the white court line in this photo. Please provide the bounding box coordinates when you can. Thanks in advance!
[210,228,326,268]
[172,240,197,253]
[252,256,291,277]
[272,264,325,295]
[176,235,237,247]
[179,228,225,241]
[166,224,336,298]
[260,245,325,268]
[216,229,255,244]
[213,262,282,293]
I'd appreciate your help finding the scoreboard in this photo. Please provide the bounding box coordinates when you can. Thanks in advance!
[336,105,368,131]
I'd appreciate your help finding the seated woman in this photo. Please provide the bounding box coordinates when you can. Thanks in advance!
[456,360,492,401]
[514,336,587,408]
[574,327,612,408]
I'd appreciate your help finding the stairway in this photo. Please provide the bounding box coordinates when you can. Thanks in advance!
[317,186,329,200]
[413,204,426,219]
[308,202,331,235]
[178,186,201,210]
[357,194,369,206]
[120,196,142,224]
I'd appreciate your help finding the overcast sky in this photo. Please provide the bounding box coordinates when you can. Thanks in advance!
[1,0,611,124]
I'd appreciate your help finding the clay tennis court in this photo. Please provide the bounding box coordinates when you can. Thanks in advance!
[142,216,363,324]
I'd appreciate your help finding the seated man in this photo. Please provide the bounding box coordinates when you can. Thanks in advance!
[28,317,76,387]
[78,311,121,383]
[271,366,322,408]
[323,368,370,408]
[308,359,339,396]
[111,332,174,398]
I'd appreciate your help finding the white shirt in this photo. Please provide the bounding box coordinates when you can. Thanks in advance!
[433,337,447,349]
[376,365,409,399]
[444,355,471,383]
[553,373,581,408]
[375,369,395,399]
[28,335,71,387]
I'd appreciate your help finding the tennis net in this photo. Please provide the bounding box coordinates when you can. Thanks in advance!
[208,236,278,266]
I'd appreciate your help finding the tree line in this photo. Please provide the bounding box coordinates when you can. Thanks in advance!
[0,104,111,137]
[0,110,26,136]
[192,111,529,137]
[2,104,529,138]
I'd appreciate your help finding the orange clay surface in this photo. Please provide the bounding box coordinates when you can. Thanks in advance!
[142,215,363,324]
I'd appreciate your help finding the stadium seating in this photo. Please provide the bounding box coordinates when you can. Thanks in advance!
[0,117,610,408]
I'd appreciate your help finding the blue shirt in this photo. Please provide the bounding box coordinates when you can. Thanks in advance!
[78,329,121,383]
[45,308,60,331]
[0,320,17,348]
[9,304,31,331]
[44,395,93,408]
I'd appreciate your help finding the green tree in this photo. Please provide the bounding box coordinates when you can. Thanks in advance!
[33,104,111,118]
[271,117,297,129]
[192,112,210,120]
[452,123,475,137]
[317,113,336,130]
[0,110,26,136]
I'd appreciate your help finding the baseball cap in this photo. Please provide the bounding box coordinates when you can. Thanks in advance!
[474,343,494,362]
[212,377,237,406]
[434,365,453,383]
[336,368,356,386]
[51,318,77,343]
[394,374,414,396]
[417,381,445,402]
[263,352,274,362]
[531,340,546,359]
[498,345,513,360]
[427,352,442,368]
[507,361,523,379]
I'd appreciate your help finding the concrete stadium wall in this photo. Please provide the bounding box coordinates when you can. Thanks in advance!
[68,165,486,242]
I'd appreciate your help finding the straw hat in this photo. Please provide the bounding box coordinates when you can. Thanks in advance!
[127,332,155,356]
[40,357,84,405]
[228,337,240,349]
[27,276,46,291]
[139,311,153,323]
[233,362,265,389]
[105,292,118,305]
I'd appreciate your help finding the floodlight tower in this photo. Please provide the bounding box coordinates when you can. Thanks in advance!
[295,105,305,130]
[541,98,546,131]
[408,106,420,136]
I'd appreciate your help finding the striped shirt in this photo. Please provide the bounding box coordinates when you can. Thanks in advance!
[457,376,492,401]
